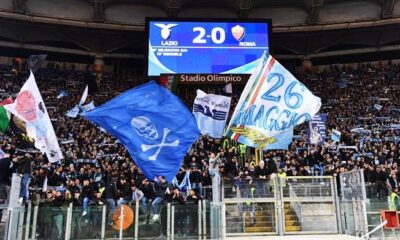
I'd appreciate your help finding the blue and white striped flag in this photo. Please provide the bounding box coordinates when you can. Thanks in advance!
[193,90,231,138]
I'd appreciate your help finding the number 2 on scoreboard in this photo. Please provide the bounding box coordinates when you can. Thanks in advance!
[193,27,225,44]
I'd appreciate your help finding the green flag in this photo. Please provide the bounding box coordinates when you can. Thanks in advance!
[0,106,10,133]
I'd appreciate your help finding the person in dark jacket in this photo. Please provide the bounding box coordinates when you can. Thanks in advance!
[18,154,32,204]
[72,191,82,239]
[52,190,65,240]
[255,160,268,197]
[190,166,203,197]
[375,166,388,199]
[90,190,104,237]
[151,176,167,222]
[117,177,131,206]
[104,177,118,224]
[364,164,376,197]
[140,178,154,215]
[81,178,95,216]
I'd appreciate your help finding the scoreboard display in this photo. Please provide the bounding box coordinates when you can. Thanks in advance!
[146,18,271,76]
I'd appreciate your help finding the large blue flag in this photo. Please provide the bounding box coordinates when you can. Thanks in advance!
[264,128,293,150]
[82,82,199,182]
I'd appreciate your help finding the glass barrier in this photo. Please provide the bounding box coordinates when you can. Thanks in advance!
[171,202,200,239]
[3,199,221,240]
[283,177,333,199]
[223,178,276,199]
[224,201,277,235]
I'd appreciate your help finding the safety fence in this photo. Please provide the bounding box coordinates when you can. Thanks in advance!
[4,200,221,240]
[221,175,339,237]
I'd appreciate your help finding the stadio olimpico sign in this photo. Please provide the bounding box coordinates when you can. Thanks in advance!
[161,74,250,85]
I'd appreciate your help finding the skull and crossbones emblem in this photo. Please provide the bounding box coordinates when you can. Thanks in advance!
[131,116,179,161]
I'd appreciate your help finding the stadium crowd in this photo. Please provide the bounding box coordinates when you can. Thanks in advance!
[0,59,400,238]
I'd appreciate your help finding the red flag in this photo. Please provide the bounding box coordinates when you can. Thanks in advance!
[0,97,13,105]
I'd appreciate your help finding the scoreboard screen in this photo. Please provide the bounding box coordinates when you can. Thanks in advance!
[146,18,271,76]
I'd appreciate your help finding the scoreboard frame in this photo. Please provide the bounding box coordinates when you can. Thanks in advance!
[145,17,273,77]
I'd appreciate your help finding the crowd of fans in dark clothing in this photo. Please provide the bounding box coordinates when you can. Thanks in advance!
[0,59,400,238]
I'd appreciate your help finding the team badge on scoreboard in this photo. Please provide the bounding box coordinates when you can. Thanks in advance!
[154,23,178,40]
[231,25,245,41]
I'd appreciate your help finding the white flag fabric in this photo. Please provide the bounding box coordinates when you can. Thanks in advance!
[193,90,231,138]
[66,105,80,118]
[226,54,321,149]
[222,83,233,94]
[4,72,63,163]
[331,129,341,142]
[79,85,88,105]
[80,101,95,113]
[57,90,68,99]
[374,103,382,111]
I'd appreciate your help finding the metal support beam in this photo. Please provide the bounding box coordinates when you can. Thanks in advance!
[238,0,252,19]
[13,0,24,13]
[382,0,396,18]
[93,0,105,22]
[56,31,93,51]
[167,0,181,18]
[308,0,324,25]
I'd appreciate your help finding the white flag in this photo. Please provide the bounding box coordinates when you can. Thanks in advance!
[226,54,321,149]
[4,72,63,163]
[374,104,382,111]
[222,83,232,94]
[79,85,88,105]
[80,101,95,113]
[66,105,80,118]
[331,129,341,142]
[193,90,231,138]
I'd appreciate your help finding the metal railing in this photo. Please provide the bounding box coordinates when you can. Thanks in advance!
[221,176,339,236]
[288,182,303,224]
[3,199,221,240]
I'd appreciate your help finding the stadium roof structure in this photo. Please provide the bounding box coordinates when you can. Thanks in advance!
[0,0,400,64]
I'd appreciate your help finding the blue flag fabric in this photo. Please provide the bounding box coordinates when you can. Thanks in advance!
[264,128,293,150]
[82,81,199,182]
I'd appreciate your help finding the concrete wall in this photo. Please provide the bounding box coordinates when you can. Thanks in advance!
[319,0,381,23]
[1,0,392,27]
[0,0,13,11]
[105,4,166,24]
[249,7,308,26]
[178,8,237,18]
[25,0,93,20]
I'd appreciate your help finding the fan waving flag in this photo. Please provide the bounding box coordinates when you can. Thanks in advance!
[226,54,321,149]
[193,90,231,138]
[82,81,199,182]
[4,72,63,163]
[0,97,13,133]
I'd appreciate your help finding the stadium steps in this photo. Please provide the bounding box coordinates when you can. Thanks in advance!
[243,209,275,233]
[284,203,302,232]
